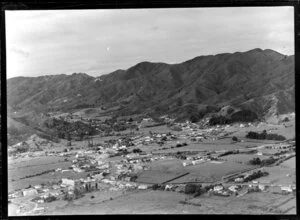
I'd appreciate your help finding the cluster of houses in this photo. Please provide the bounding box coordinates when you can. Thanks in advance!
[8,112,296,215]
[182,157,208,167]
[256,143,295,157]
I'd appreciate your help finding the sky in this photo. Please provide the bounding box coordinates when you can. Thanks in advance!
[6,7,294,79]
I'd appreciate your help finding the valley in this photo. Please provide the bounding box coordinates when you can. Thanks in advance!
[6,48,296,215]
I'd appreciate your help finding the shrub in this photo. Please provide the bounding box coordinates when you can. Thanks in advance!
[128,118,133,122]
[74,187,84,199]
[282,117,289,122]
[232,136,238,142]
[261,157,278,166]
[249,157,261,165]
[15,142,30,154]
[176,143,183,148]
[44,195,56,203]
[190,115,199,123]
[133,148,142,153]
[152,184,161,190]
[185,184,201,194]
[63,193,75,201]
[265,133,286,141]
[185,184,197,194]
[161,136,167,141]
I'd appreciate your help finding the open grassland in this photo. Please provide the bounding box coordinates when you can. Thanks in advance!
[256,157,295,185]
[40,189,296,215]
[221,154,269,164]
[8,156,72,192]
[139,158,255,184]
[170,161,255,183]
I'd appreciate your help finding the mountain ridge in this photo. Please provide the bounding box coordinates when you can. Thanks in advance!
[7,48,295,121]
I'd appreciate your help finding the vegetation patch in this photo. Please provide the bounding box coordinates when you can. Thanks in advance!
[246,130,286,141]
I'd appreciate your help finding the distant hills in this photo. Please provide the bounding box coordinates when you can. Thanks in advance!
[7,48,294,121]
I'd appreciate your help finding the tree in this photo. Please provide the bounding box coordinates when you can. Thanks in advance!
[249,157,261,165]
[190,115,199,123]
[133,148,142,153]
[232,136,239,142]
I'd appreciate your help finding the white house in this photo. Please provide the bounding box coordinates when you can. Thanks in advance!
[62,178,77,186]
[281,186,293,192]
[213,185,223,192]
[138,185,148,190]
[22,188,38,197]
[228,185,238,192]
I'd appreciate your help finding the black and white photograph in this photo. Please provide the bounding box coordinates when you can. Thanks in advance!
[5,6,295,215]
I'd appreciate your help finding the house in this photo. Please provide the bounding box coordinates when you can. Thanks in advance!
[192,159,204,165]
[258,148,281,156]
[33,185,42,189]
[138,185,148,190]
[281,186,293,192]
[37,199,44,204]
[258,185,266,191]
[73,167,84,173]
[183,161,192,167]
[11,191,23,198]
[213,185,223,192]
[165,185,174,191]
[228,185,238,192]
[234,178,244,183]
[62,178,79,186]
[22,188,38,197]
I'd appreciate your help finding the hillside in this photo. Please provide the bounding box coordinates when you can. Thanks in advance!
[7,48,294,120]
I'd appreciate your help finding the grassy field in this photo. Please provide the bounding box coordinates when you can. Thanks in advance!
[170,161,255,183]
[221,154,269,164]
[140,158,255,184]
[42,190,188,215]
[228,120,295,140]
[136,170,188,184]
[8,156,72,192]
[40,189,296,214]
[189,192,296,214]
[256,157,295,185]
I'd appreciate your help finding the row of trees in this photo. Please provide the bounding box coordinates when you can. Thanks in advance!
[246,130,286,141]
[243,170,269,182]
[249,157,278,166]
